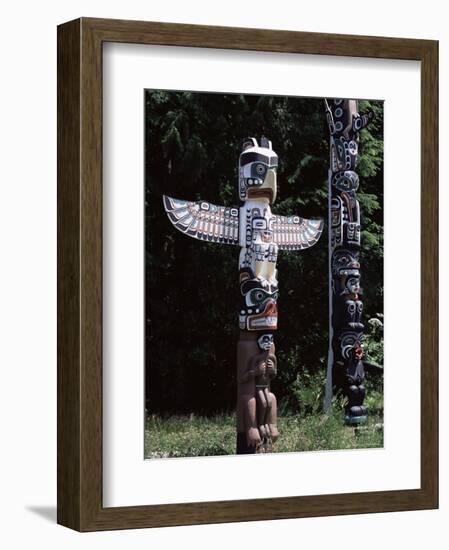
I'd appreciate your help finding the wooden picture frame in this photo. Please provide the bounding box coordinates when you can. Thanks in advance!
[57,17,438,531]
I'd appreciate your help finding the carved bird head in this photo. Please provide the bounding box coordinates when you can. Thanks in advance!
[238,136,278,204]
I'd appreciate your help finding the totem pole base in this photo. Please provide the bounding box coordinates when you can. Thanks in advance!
[236,432,256,454]
[236,433,274,454]
[344,415,367,426]
[257,437,273,453]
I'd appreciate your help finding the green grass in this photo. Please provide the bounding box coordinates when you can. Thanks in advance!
[144,408,383,459]
[145,373,384,458]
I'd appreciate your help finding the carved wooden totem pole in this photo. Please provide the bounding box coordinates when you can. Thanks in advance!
[163,137,323,453]
[324,99,374,425]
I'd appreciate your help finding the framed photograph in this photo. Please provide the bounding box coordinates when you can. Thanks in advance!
[57,17,438,531]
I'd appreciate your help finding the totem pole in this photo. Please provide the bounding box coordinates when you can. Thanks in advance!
[163,137,323,453]
[324,99,374,425]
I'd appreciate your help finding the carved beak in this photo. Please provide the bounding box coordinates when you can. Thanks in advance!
[248,299,278,330]
[246,168,277,203]
[263,168,277,204]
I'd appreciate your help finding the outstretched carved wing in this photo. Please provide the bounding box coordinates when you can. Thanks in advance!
[271,214,324,250]
[163,195,240,245]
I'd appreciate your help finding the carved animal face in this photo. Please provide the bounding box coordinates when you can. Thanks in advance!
[239,268,278,331]
[331,249,360,278]
[340,331,364,360]
[332,171,359,192]
[239,137,278,203]
[331,250,362,295]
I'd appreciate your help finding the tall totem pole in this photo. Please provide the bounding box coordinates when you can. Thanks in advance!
[324,99,374,425]
[163,137,323,453]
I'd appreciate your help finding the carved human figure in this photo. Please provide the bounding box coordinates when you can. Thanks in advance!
[236,332,279,450]
[254,333,279,442]
[343,343,367,419]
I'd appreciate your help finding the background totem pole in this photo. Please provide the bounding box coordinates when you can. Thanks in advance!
[324,99,374,425]
[163,137,323,453]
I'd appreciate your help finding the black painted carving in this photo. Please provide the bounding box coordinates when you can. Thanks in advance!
[325,99,374,425]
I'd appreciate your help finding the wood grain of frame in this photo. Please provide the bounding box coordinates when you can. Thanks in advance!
[57,17,438,531]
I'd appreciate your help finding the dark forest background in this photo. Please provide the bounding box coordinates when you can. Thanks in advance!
[145,90,383,416]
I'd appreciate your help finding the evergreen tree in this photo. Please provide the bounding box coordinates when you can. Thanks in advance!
[145,91,383,414]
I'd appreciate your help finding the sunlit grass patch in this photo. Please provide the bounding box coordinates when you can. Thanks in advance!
[144,408,383,459]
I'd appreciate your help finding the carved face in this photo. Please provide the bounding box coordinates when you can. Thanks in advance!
[331,249,360,278]
[340,331,364,360]
[331,250,362,295]
[332,171,359,192]
[250,214,273,244]
[239,137,278,203]
[258,333,274,351]
[239,269,278,331]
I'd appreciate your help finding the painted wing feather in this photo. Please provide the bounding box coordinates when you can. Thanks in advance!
[271,214,324,250]
[163,195,240,245]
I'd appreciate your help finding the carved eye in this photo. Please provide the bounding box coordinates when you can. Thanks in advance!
[255,290,265,301]
[255,164,266,175]
[349,140,358,154]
